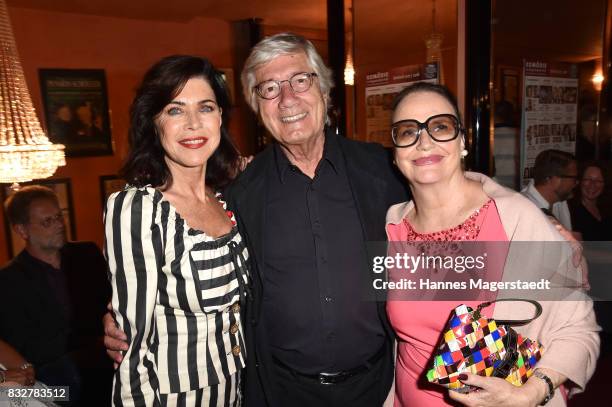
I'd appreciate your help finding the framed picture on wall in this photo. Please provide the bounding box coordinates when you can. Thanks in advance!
[1,178,77,258]
[39,68,113,157]
[497,66,521,111]
[99,175,127,208]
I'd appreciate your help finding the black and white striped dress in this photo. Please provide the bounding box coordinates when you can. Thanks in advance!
[104,186,249,407]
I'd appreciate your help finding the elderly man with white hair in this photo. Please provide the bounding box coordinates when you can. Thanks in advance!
[226,33,407,407]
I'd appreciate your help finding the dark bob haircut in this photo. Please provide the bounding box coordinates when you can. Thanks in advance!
[391,82,462,122]
[121,55,239,190]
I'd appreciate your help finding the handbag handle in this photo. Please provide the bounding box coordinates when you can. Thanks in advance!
[474,299,543,327]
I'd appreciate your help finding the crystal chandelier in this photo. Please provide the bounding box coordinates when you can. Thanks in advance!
[425,0,444,82]
[0,0,65,184]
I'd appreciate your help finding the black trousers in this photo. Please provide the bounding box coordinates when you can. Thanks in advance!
[270,347,393,407]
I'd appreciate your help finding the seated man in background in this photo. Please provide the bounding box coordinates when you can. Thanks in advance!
[0,186,111,405]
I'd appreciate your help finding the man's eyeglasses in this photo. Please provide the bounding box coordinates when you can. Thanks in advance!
[558,174,579,183]
[254,72,318,100]
[32,213,64,228]
[391,114,464,148]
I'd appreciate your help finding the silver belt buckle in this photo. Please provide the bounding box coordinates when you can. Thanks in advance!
[318,372,341,385]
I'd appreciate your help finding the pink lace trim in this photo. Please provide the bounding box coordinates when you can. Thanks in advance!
[403,199,493,242]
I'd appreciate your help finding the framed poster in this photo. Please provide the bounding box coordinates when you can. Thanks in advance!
[520,60,578,186]
[39,69,113,157]
[1,178,77,258]
[498,65,521,112]
[365,63,439,147]
[99,175,126,208]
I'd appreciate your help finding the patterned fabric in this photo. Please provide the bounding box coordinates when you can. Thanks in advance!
[104,186,249,406]
[159,372,241,407]
[402,199,493,242]
[427,304,543,390]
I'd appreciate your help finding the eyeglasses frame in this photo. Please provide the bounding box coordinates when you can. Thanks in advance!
[391,113,465,148]
[254,72,318,100]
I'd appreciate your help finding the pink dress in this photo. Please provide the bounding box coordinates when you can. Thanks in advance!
[386,199,509,406]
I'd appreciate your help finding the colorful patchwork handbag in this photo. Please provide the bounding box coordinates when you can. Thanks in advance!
[426,299,544,392]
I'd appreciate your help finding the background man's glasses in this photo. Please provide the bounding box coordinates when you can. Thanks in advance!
[558,175,579,183]
[391,114,463,148]
[31,213,64,228]
[254,72,317,100]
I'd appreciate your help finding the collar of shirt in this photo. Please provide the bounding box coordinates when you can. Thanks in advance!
[273,128,341,183]
[521,179,551,210]
[17,249,61,273]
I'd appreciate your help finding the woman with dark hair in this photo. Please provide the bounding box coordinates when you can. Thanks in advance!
[569,162,611,241]
[104,55,249,406]
[385,82,599,406]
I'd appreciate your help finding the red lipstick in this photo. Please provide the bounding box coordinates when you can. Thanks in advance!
[179,137,208,149]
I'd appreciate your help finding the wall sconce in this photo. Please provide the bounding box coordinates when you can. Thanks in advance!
[344,54,355,86]
[592,72,604,92]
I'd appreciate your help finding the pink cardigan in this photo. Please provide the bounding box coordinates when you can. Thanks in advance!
[386,172,600,407]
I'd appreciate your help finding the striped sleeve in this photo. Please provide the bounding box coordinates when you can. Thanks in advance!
[104,189,163,407]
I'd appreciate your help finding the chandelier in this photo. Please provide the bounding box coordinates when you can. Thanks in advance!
[0,0,65,184]
[425,0,444,82]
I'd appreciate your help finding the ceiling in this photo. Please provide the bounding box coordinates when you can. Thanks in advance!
[7,0,606,64]
[7,0,328,27]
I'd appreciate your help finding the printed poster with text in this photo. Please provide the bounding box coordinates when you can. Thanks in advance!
[520,60,578,186]
[365,63,438,147]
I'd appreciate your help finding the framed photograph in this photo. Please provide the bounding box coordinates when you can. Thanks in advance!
[39,69,113,157]
[1,178,76,258]
[496,66,521,108]
[99,175,126,208]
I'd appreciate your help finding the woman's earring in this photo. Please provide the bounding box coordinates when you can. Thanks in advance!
[460,149,468,158]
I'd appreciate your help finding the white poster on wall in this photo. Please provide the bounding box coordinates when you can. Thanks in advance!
[365,63,438,147]
[520,60,578,186]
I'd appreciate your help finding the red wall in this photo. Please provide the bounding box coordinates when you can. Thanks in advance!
[0,7,238,264]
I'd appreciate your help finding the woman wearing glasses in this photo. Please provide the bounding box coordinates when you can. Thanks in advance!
[569,163,611,241]
[384,83,599,406]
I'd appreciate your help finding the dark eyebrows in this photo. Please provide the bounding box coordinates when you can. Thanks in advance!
[167,99,218,106]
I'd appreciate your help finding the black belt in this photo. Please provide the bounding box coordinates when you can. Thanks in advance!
[273,344,386,385]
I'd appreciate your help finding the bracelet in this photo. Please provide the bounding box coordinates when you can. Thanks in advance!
[533,370,554,405]
[0,369,5,383]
